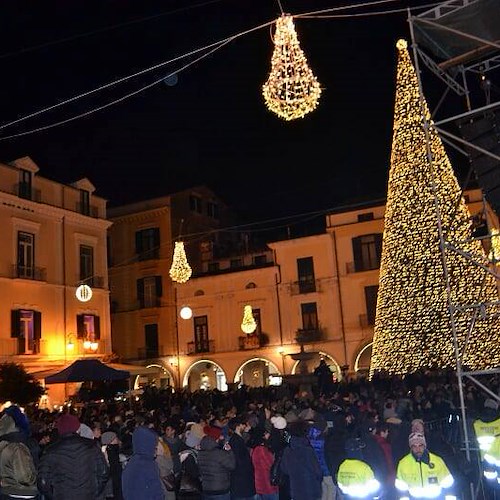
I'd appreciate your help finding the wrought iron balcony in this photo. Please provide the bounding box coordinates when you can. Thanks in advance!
[11,265,46,281]
[290,279,319,295]
[187,339,215,354]
[238,334,261,350]
[137,345,164,359]
[295,327,323,344]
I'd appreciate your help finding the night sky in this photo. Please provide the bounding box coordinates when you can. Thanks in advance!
[0,0,487,223]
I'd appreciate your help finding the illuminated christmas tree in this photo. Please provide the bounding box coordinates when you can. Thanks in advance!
[370,40,500,377]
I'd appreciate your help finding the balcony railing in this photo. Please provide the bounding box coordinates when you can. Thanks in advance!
[295,327,323,344]
[290,279,319,295]
[238,334,261,350]
[11,265,46,281]
[187,339,215,354]
[0,338,48,356]
[137,345,164,359]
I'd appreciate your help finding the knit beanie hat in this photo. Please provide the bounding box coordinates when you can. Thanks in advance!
[56,414,80,435]
[203,425,222,441]
[78,423,94,440]
[408,432,426,447]
[101,431,118,446]
[270,416,287,430]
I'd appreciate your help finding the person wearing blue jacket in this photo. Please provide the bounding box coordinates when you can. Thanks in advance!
[122,426,165,500]
[280,419,322,500]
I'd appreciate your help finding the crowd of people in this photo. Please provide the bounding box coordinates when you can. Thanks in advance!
[0,368,498,500]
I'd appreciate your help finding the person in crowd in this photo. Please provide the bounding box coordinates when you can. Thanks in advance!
[101,431,124,500]
[177,423,204,499]
[198,426,236,500]
[280,419,322,500]
[162,419,184,478]
[250,424,279,500]
[0,412,38,500]
[372,421,395,496]
[314,360,334,396]
[121,425,165,500]
[395,432,456,500]
[38,412,109,500]
[156,434,176,500]
[228,415,256,500]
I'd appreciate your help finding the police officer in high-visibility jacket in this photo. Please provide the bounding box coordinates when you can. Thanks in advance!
[472,398,500,487]
[395,432,456,500]
[337,438,382,499]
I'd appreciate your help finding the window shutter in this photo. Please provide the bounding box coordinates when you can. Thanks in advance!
[34,311,41,339]
[11,310,21,338]
[76,314,85,338]
[375,233,383,265]
[135,231,143,254]
[155,276,163,297]
[352,237,363,272]
[137,278,145,308]
[94,316,101,340]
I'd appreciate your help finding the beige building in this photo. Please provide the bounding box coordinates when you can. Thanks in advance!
[110,186,496,391]
[0,157,112,402]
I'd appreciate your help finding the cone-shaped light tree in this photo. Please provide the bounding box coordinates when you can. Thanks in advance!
[370,40,500,377]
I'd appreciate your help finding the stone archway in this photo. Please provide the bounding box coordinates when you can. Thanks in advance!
[291,351,342,381]
[183,360,228,391]
[234,358,281,387]
[354,342,372,374]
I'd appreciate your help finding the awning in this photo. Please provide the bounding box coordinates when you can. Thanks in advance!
[107,363,167,377]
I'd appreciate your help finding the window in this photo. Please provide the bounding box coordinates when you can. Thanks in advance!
[207,201,219,219]
[230,258,242,268]
[253,255,267,266]
[76,314,101,340]
[11,309,41,354]
[137,276,162,308]
[145,324,159,358]
[135,228,160,261]
[364,285,379,325]
[358,212,374,222]
[352,234,383,271]
[17,231,34,279]
[79,245,94,284]
[253,308,262,336]
[18,169,32,200]
[301,302,318,330]
[189,195,202,214]
[297,257,316,293]
[80,190,90,216]
[194,316,209,353]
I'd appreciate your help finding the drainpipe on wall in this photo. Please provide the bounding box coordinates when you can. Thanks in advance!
[332,231,348,368]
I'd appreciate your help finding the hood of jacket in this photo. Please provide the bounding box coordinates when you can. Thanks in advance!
[200,435,220,451]
[0,415,17,438]
[132,426,158,458]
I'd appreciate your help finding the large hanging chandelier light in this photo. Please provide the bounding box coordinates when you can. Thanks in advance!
[241,305,257,334]
[489,228,500,264]
[262,14,322,121]
[169,241,192,283]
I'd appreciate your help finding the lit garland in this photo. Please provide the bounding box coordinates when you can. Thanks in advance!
[488,228,500,264]
[262,14,322,121]
[370,39,500,377]
[241,305,257,334]
[169,241,192,283]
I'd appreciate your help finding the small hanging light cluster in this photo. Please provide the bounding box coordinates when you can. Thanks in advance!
[169,241,192,283]
[489,228,500,264]
[241,304,257,334]
[262,14,322,121]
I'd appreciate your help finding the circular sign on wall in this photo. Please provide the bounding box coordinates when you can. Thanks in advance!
[75,284,93,302]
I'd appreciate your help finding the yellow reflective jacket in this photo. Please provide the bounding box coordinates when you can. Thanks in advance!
[473,417,500,460]
[337,458,381,498]
[396,451,454,499]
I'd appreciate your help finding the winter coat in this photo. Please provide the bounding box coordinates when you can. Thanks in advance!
[280,436,322,500]
[122,426,165,500]
[197,436,235,495]
[38,432,109,500]
[229,432,256,497]
[251,444,278,495]
[0,440,38,498]
[307,426,330,477]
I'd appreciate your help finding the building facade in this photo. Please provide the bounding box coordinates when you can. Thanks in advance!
[110,186,497,390]
[0,157,112,401]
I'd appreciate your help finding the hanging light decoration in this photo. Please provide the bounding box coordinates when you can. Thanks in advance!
[169,241,192,283]
[489,228,500,264]
[241,305,257,334]
[262,14,322,121]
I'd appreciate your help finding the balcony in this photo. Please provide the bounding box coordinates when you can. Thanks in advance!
[66,339,109,356]
[11,265,46,281]
[238,334,261,350]
[0,338,48,357]
[290,279,318,295]
[79,276,105,288]
[187,339,215,355]
[137,345,164,359]
[295,327,323,344]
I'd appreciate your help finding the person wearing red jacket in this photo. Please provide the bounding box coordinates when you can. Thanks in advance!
[251,426,279,500]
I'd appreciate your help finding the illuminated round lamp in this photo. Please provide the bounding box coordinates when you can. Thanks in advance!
[83,340,92,350]
[90,342,99,351]
[66,339,75,351]
[75,284,93,302]
[180,306,193,320]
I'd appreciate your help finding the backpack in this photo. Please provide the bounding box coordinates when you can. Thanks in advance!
[178,449,201,495]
